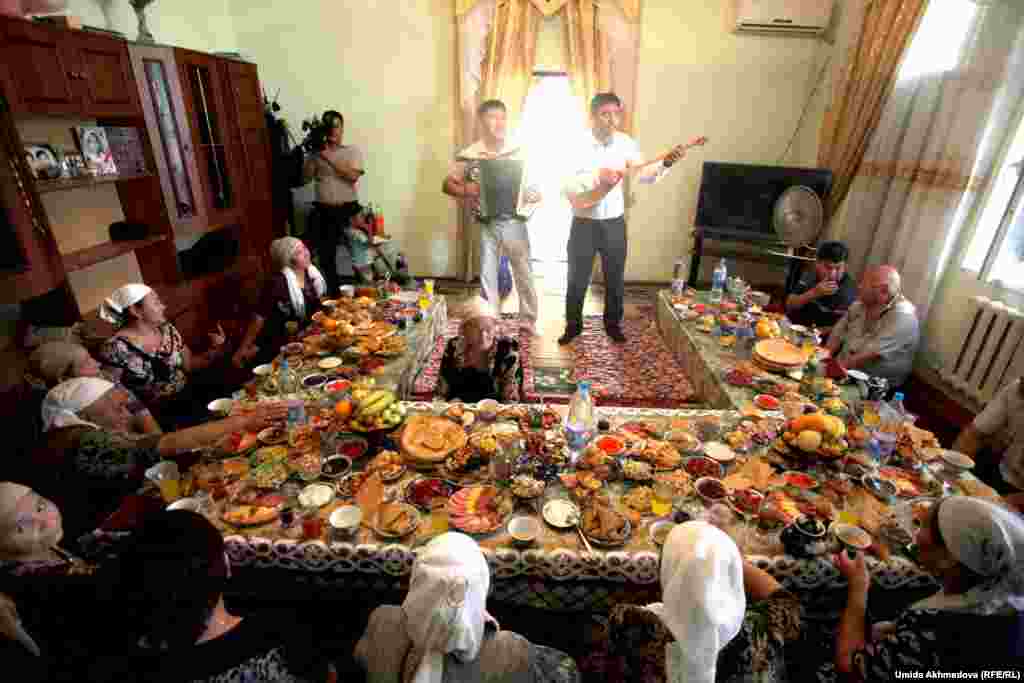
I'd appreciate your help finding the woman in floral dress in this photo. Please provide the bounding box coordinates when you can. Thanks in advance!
[818,496,1023,681]
[583,521,802,683]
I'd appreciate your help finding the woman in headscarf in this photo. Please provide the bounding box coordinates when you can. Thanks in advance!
[585,521,802,683]
[97,284,228,427]
[233,237,325,368]
[85,510,337,682]
[31,378,286,536]
[437,296,523,403]
[355,532,579,682]
[28,342,160,435]
[822,496,1024,680]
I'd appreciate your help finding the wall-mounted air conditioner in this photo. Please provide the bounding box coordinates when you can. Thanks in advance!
[734,0,834,36]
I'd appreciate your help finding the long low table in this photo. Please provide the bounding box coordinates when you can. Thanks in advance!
[655,290,859,410]
[210,403,950,612]
[374,296,447,399]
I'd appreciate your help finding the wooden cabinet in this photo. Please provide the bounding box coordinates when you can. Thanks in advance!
[176,49,243,228]
[222,59,277,252]
[71,32,140,118]
[128,44,205,236]
[0,17,139,118]
[0,18,78,116]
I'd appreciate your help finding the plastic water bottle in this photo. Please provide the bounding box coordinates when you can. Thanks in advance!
[279,358,295,396]
[671,259,686,297]
[710,258,727,304]
[889,392,917,425]
[565,380,596,458]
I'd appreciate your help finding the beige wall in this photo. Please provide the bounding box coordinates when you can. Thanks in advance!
[628,1,830,281]
[227,1,831,280]
[229,0,459,278]
[65,0,236,53]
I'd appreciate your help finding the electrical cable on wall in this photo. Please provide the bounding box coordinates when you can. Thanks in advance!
[778,54,832,165]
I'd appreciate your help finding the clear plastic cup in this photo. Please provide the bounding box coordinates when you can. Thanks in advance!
[146,462,180,503]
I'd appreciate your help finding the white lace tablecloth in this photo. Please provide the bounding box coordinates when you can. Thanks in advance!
[223,403,937,597]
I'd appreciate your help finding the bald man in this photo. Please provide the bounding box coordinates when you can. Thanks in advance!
[825,265,920,389]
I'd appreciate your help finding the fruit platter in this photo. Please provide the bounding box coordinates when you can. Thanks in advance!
[348,389,406,432]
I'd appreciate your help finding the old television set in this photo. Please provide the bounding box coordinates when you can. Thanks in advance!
[694,162,833,243]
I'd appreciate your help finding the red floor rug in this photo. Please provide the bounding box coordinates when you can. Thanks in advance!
[413,308,698,407]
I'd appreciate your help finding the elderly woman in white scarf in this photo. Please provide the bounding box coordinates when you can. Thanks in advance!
[825,496,1024,680]
[587,521,802,683]
[32,378,285,534]
[28,342,160,435]
[437,296,523,404]
[355,532,579,683]
[233,237,326,368]
[97,284,228,417]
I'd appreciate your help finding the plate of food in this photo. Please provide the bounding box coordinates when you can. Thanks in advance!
[594,434,626,456]
[666,430,702,453]
[281,342,305,356]
[336,471,371,498]
[542,499,581,529]
[297,483,334,508]
[640,440,683,470]
[403,477,456,510]
[684,456,723,479]
[367,450,406,482]
[439,440,488,477]
[371,502,420,538]
[581,504,631,547]
[510,474,545,500]
[725,367,755,387]
[400,415,469,464]
[877,466,926,498]
[622,459,654,482]
[622,485,653,514]
[782,471,819,490]
[703,442,736,463]
[448,485,514,535]
[654,470,692,498]
[727,488,765,517]
[754,394,781,411]
[221,503,281,528]
[318,357,344,370]
[695,477,728,504]
[257,426,288,446]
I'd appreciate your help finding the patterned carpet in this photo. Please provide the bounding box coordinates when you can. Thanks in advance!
[413,306,698,407]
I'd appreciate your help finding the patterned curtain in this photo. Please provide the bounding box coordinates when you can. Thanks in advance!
[817,0,928,218]
[829,0,1024,322]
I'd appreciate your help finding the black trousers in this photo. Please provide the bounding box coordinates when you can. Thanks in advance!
[566,215,627,331]
[311,201,360,294]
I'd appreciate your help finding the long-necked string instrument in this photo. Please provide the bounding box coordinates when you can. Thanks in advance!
[570,135,708,210]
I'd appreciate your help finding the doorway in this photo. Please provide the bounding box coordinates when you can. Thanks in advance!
[519,71,584,291]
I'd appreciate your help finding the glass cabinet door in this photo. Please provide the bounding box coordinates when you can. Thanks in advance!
[185,61,236,215]
[129,44,205,234]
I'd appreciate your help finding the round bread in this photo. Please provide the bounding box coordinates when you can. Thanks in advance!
[400,415,469,463]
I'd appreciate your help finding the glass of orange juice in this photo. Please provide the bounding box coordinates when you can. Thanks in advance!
[651,481,674,517]
[158,478,180,503]
[430,498,449,534]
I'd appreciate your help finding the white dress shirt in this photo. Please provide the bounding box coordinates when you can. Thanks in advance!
[564,131,670,220]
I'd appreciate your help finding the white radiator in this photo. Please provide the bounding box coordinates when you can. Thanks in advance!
[942,296,1024,402]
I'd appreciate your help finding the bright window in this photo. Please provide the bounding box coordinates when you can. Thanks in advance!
[897,0,978,81]
[961,115,1024,289]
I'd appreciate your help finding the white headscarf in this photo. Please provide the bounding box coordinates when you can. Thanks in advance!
[40,377,114,432]
[646,521,746,683]
[270,237,326,319]
[402,532,497,683]
[912,497,1024,615]
[99,284,153,327]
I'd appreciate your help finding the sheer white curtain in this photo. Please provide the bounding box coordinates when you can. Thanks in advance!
[831,0,1024,322]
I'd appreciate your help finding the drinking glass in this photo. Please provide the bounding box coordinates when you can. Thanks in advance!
[652,481,674,517]
[301,508,324,540]
[429,498,449,534]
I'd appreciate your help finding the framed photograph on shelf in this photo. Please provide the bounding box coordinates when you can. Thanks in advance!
[73,126,118,175]
[104,127,148,175]
[23,143,62,180]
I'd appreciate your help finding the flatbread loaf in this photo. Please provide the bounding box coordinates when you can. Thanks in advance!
[400,415,469,463]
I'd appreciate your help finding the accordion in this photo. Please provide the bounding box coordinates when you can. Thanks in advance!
[460,154,537,222]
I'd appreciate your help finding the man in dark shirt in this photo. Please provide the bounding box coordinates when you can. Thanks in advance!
[786,240,856,332]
